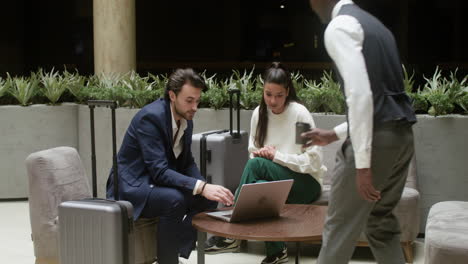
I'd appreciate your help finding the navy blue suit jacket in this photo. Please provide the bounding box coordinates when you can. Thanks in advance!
[106,98,204,219]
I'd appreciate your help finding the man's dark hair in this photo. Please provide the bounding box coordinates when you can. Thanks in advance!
[164,68,206,100]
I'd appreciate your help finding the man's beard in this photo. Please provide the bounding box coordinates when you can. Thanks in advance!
[174,104,195,120]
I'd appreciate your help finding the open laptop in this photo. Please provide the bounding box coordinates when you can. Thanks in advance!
[206,179,294,222]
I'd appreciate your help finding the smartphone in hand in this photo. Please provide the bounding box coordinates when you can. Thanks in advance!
[295,122,311,144]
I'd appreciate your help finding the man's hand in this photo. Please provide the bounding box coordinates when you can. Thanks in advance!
[356,168,381,202]
[301,128,339,147]
[201,184,234,206]
[252,145,276,160]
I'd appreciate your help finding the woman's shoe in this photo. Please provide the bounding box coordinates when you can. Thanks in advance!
[261,247,288,264]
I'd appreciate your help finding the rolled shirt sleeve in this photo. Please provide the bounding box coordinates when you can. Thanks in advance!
[273,146,325,184]
[326,14,373,169]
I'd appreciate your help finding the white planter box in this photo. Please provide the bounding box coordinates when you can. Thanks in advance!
[0,104,78,199]
[1,104,467,233]
[412,115,468,232]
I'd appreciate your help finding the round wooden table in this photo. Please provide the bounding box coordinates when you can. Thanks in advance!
[192,204,327,264]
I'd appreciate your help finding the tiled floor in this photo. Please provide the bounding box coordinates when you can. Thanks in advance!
[1,200,425,264]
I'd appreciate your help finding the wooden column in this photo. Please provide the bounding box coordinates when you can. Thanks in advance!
[93,0,136,74]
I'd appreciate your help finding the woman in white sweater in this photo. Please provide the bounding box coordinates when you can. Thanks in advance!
[206,62,326,264]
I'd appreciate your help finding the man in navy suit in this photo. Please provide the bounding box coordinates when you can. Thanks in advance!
[106,68,234,264]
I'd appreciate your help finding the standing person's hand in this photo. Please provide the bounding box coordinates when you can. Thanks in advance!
[356,168,381,201]
[252,146,276,160]
[201,184,234,206]
[301,128,339,147]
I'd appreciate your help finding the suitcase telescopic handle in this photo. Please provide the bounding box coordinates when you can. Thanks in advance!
[87,100,119,200]
[228,88,241,139]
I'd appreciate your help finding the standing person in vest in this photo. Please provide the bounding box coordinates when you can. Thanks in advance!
[304,1,416,263]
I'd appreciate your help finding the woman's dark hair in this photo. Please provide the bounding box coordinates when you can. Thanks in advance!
[255,62,298,148]
[164,68,206,100]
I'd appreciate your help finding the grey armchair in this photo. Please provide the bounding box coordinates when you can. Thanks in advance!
[26,146,158,264]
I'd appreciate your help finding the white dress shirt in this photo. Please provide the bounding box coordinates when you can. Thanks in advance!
[170,107,187,159]
[326,0,373,169]
[170,105,203,195]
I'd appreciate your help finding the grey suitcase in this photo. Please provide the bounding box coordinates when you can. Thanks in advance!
[192,89,249,193]
[58,100,135,264]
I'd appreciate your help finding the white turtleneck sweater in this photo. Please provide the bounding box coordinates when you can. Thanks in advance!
[248,102,327,184]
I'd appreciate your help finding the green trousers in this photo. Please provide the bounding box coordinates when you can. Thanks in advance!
[235,157,322,256]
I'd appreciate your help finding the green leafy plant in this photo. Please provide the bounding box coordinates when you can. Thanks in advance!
[458,87,468,114]
[0,67,465,115]
[0,77,8,98]
[231,68,261,110]
[252,73,264,103]
[297,71,344,113]
[121,71,161,108]
[255,74,264,91]
[320,71,345,114]
[410,91,429,113]
[446,69,468,114]
[423,67,454,116]
[298,79,321,112]
[8,73,40,106]
[148,73,167,91]
[201,73,229,110]
[81,75,109,101]
[199,72,214,107]
[130,89,159,108]
[291,71,306,93]
[402,65,415,95]
[85,73,132,106]
[122,71,149,92]
[39,68,68,104]
[64,70,87,103]
[148,72,167,100]
[402,65,428,112]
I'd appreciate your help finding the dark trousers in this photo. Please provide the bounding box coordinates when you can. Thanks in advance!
[140,185,217,264]
[318,123,414,264]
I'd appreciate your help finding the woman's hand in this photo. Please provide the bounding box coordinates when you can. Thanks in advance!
[252,146,276,160]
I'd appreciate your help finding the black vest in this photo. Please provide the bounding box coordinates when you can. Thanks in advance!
[336,4,416,125]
